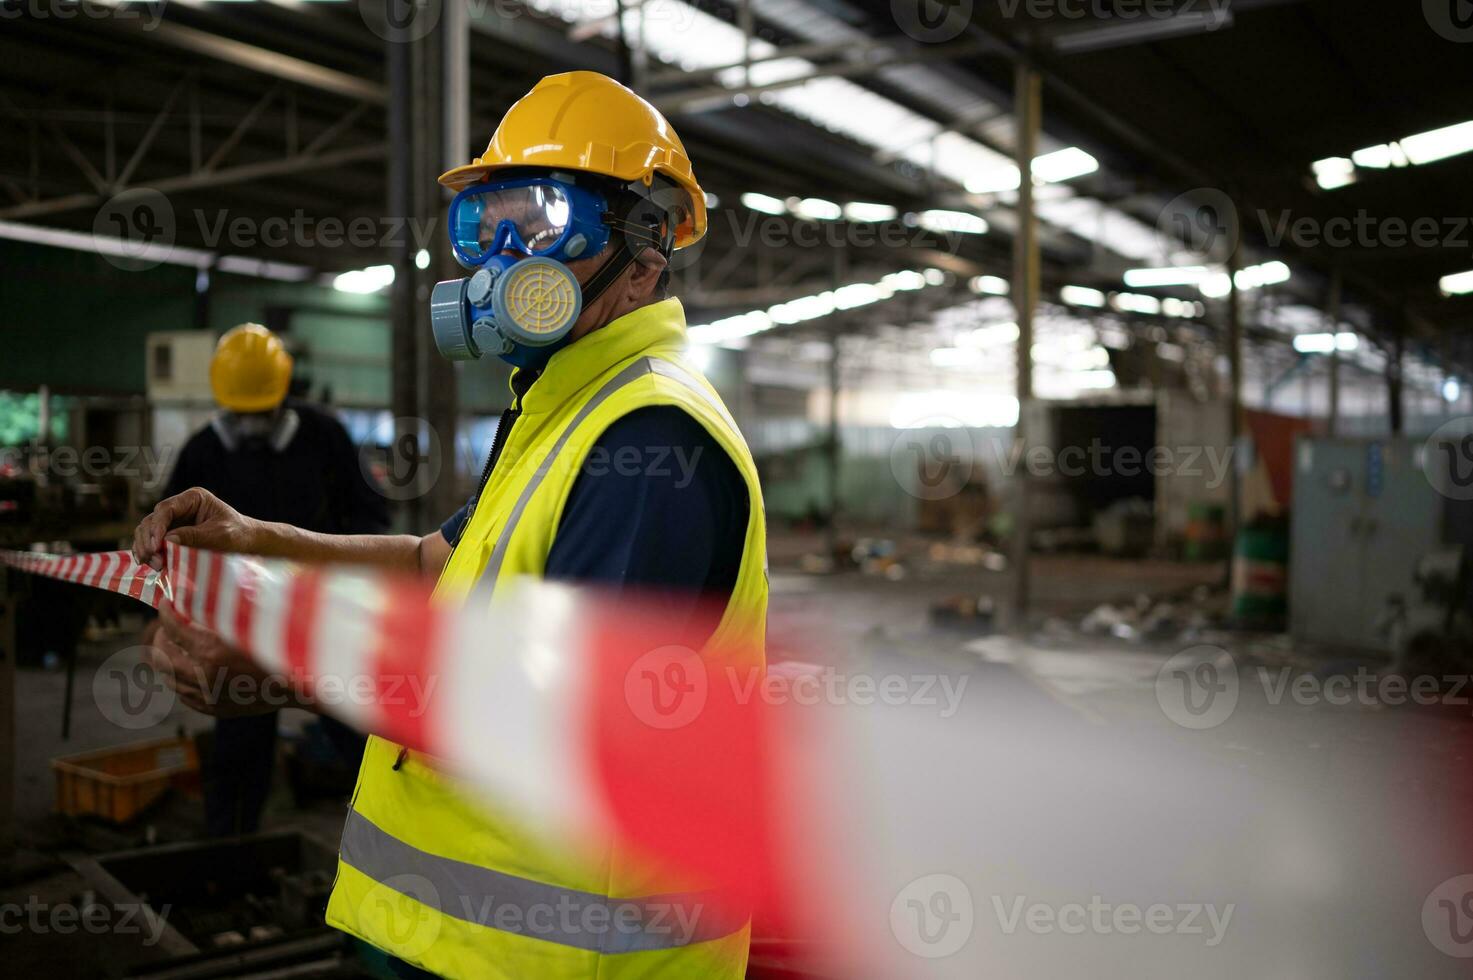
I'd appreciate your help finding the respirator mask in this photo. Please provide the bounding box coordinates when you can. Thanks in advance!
[429,174,670,369]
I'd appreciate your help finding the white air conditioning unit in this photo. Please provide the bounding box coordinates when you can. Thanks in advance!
[145,331,216,403]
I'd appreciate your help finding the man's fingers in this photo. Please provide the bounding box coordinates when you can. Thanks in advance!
[132,488,208,567]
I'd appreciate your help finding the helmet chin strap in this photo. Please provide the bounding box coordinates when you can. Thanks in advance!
[577,238,639,310]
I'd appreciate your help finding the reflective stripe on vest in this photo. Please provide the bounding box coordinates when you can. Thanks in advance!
[480,355,744,596]
[341,809,746,953]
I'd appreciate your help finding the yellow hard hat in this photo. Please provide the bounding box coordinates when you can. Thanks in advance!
[210,323,293,412]
[439,71,707,249]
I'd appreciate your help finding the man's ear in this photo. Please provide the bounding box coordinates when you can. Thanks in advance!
[626,246,668,301]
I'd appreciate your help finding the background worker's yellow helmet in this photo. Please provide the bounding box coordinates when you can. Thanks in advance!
[210,323,293,413]
[439,71,707,249]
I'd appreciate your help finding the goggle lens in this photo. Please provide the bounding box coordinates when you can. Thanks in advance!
[454,183,573,262]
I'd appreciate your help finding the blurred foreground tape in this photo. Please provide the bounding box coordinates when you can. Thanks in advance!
[4,545,1473,978]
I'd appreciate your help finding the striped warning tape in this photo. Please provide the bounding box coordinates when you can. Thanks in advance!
[0,543,778,921]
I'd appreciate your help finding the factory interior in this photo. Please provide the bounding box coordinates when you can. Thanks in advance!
[2,1,1473,977]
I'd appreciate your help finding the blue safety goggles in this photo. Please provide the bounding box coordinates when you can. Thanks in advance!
[447,177,614,270]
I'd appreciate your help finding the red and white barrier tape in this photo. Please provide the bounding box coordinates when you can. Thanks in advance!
[5,545,1463,978]
[1,544,782,920]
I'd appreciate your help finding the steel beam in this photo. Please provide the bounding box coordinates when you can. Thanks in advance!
[652,40,993,115]
[1010,63,1040,629]
[0,144,386,221]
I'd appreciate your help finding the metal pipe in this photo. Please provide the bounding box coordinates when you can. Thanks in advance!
[1226,234,1244,562]
[1327,269,1341,436]
[388,25,419,530]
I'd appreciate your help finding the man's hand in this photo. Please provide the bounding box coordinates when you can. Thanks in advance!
[132,487,263,570]
[147,603,291,717]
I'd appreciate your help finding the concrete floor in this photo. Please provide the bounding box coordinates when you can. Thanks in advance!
[4,532,1470,976]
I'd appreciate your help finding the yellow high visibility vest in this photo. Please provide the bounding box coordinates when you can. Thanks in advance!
[325,298,768,979]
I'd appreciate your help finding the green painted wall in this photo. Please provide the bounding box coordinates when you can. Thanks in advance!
[0,239,499,410]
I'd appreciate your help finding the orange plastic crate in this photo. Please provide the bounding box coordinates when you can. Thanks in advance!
[52,735,199,824]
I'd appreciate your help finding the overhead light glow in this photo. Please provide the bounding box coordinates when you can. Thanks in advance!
[1159,297,1203,318]
[1312,157,1357,191]
[686,344,715,372]
[961,322,1020,348]
[1444,378,1462,403]
[1292,332,1359,354]
[794,197,842,220]
[917,209,988,234]
[1440,269,1473,296]
[1060,285,1107,308]
[415,249,431,270]
[1350,143,1408,170]
[930,346,982,368]
[1123,265,1210,288]
[843,201,898,222]
[1111,292,1162,314]
[962,146,1098,194]
[1401,120,1473,165]
[740,192,787,215]
[333,264,395,294]
[1198,261,1292,298]
[687,269,942,345]
[1236,260,1291,290]
[1033,146,1099,183]
[969,275,1010,295]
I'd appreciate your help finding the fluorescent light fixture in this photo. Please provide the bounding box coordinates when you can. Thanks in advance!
[1123,265,1210,288]
[1293,332,1359,354]
[961,322,1020,348]
[883,270,928,291]
[832,282,884,309]
[1440,269,1473,296]
[704,191,721,208]
[1060,285,1107,308]
[740,192,787,215]
[333,264,395,294]
[686,269,942,345]
[1160,297,1203,319]
[415,249,431,270]
[0,218,326,283]
[917,209,988,234]
[1111,292,1162,314]
[1445,378,1462,403]
[1236,260,1291,290]
[969,275,1010,295]
[923,268,947,285]
[215,255,313,282]
[1350,143,1407,170]
[1198,261,1291,298]
[930,346,983,368]
[1312,157,1357,190]
[963,147,1097,194]
[1033,146,1099,183]
[793,197,842,220]
[1401,120,1473,165]
[964,166,1020,195]
[843,201,898,222]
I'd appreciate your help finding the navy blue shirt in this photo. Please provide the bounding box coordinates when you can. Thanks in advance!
[440,406,748,627]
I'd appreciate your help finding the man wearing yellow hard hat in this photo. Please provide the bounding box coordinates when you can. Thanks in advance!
[134,73,767,978]
[145,323,388,836]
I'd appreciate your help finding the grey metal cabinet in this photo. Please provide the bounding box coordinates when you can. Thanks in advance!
[1290,437,1444,651]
